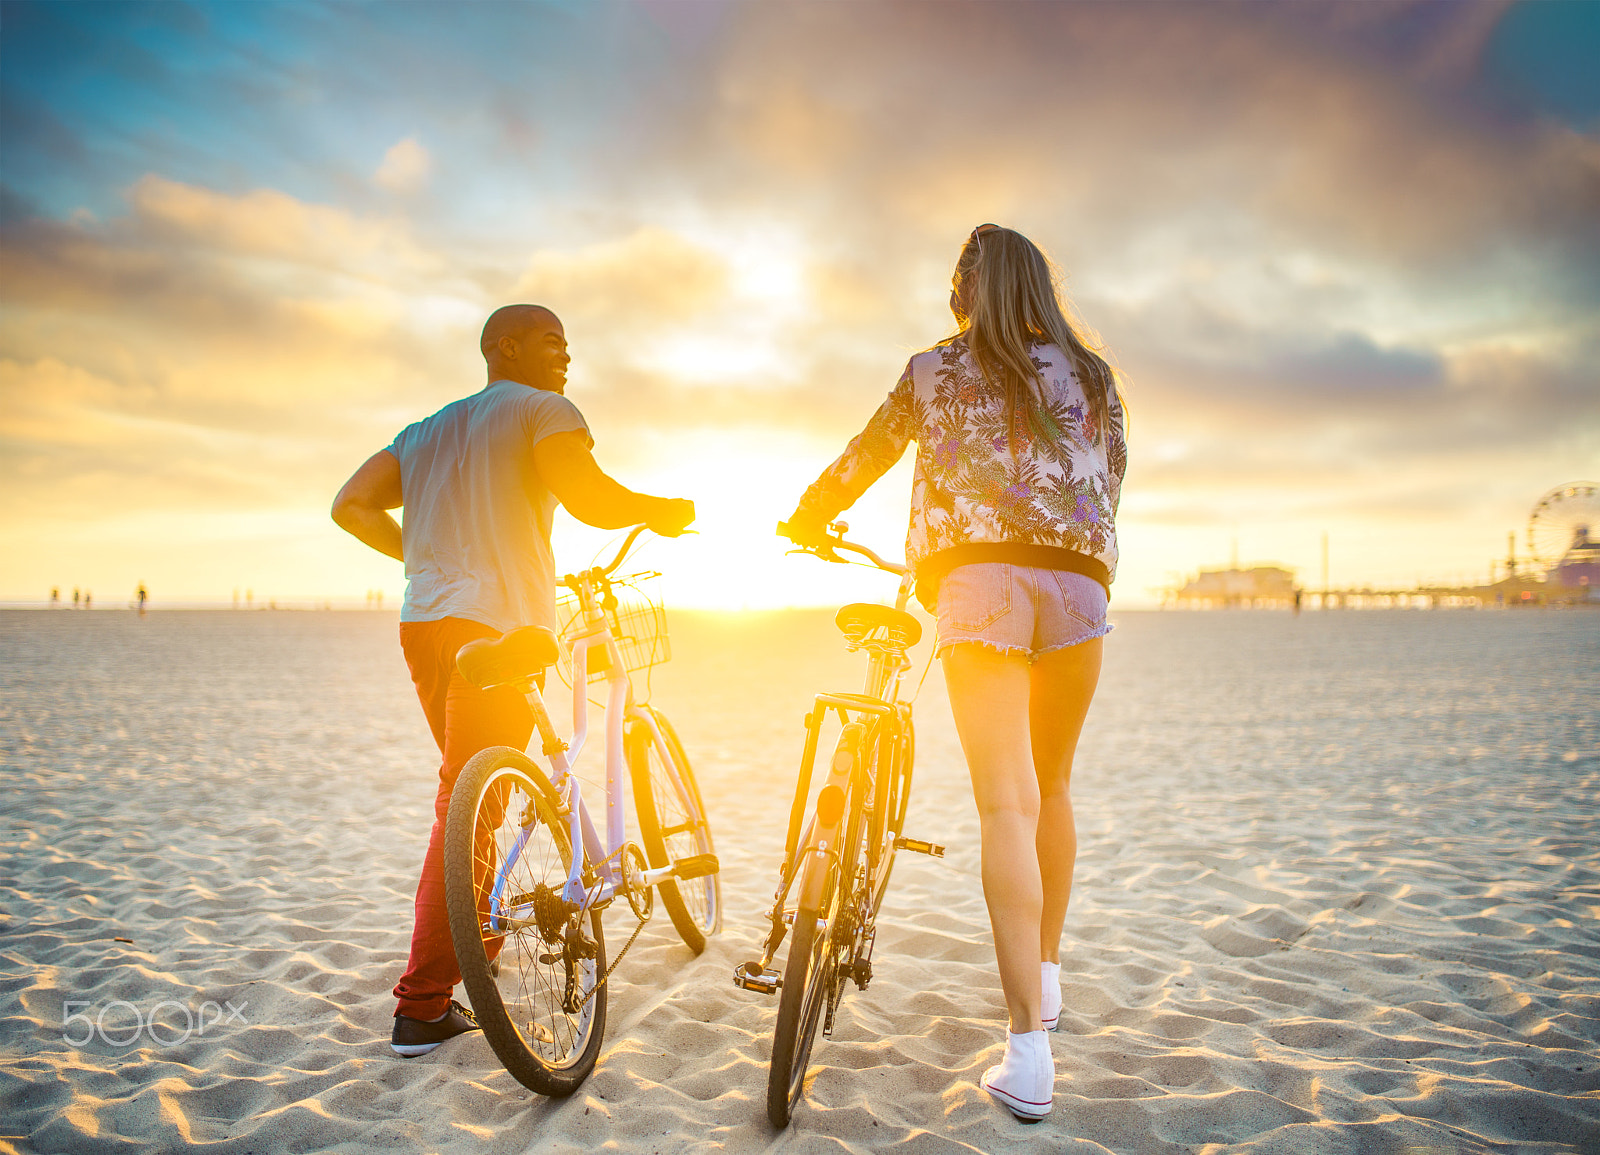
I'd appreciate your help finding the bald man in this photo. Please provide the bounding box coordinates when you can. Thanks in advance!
[333,304,693,1057]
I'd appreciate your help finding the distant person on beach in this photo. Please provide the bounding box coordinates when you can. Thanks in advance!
[50,587,59,607]
[785,225,1127,1121]
[72,588,80,609]
[331,303,695,1059]
[136,583,149,615]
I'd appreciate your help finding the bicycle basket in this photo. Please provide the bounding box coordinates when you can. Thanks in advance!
[556,572,670,682]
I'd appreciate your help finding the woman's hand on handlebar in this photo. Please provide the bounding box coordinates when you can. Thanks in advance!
[778,513,907,576]
[778,508,831,548]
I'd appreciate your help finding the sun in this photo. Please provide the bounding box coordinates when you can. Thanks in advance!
[551,430,915,611]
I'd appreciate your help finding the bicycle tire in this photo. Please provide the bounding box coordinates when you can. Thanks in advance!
[626,707,720,953]
[443,746,607,1097]
[891,715,914,839]
[768,743,873,1127]
[863,718,896,883]
[767,906,835,1127]
[870,715,914,917]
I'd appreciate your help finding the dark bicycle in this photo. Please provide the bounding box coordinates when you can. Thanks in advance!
[734,520,945,1127]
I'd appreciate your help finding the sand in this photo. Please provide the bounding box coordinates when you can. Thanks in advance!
[1,607,1596,1153]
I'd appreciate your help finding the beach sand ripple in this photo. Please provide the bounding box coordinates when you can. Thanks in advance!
[2,607,1597,1153]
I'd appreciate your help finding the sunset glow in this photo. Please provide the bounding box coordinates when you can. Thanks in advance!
[2,2,1596,609]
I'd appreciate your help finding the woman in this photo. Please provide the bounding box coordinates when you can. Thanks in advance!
[784,224,1126,1121]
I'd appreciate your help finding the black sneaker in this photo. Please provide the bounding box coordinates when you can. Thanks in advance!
[391,1000,481,1057]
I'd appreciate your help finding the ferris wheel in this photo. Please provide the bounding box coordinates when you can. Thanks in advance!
[1526,482,1599,572]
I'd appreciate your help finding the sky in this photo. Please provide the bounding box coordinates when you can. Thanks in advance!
[1,0,1596,610]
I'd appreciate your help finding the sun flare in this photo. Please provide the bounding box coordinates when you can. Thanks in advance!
[552,430,916,611]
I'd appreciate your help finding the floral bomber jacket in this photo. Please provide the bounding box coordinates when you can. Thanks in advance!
[795,338,1128,591]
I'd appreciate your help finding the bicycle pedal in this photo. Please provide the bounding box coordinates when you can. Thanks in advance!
[732,961,781,994]
[672,853,720,880]
[895,836,945,857]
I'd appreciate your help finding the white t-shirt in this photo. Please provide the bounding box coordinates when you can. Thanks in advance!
[386,379,591,633]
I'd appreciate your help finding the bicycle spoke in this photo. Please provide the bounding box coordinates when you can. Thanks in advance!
[628,709,720,952]
[445,750,606,1096]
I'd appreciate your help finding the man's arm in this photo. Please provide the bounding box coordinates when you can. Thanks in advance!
[331,450,405,561]
[534,431,694,535]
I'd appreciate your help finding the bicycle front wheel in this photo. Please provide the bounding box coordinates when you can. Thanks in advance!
[626,707,720,953]
[768,771,868,1127]
[443,746,607,1097]
[767,906,835,1128]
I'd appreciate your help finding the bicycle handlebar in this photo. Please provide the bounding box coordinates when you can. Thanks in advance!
[776,520,908,577]
[561,524,652,593]
[601,524,651,577]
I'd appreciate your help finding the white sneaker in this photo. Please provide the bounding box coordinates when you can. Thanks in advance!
[981,1029,1054,1121]
[1041,961,1061,1031]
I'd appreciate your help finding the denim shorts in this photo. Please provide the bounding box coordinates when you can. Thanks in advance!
[934,564,1111,660]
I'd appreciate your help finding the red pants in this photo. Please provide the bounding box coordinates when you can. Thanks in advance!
[393,617,534,1020]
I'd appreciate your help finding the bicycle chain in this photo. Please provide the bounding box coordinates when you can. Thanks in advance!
[577,907,649,1008]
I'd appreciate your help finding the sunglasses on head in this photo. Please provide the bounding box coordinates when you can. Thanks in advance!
[969,223,1001,248]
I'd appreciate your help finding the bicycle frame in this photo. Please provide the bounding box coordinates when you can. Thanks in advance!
[783,574,914,895]
[484,530,689,931]
[737,525,922,989]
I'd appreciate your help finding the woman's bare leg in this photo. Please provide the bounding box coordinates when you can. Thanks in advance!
[1029,638,1103,964]
[942,643,1042,1032]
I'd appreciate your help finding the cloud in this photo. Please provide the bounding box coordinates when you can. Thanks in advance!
[643,1,1599,287]
[126,175,436,272]
[514,227,728,326]
[374,136,432,194]
[0,355,343,532]
[1,1,1596,602]
[0,179,504,563]
[0,176,475,369]
[545,0,1598,587]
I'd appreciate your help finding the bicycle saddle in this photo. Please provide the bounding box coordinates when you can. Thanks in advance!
[834,603,922,648]
[456,626,562,690]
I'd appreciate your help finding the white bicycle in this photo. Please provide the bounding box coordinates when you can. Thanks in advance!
[442,525,720,1096]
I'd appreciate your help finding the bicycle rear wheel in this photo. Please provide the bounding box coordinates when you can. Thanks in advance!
[869,715,914,918]
[443,746,607,1097]
[626,707,720,953]
[888,714,914,842]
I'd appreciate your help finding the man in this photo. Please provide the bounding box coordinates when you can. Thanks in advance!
[332,304,693,1057]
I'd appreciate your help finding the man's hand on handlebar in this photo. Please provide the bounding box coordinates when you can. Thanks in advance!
[646,497,696,538]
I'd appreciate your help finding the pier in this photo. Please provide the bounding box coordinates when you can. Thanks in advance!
[1164,481,1598,610]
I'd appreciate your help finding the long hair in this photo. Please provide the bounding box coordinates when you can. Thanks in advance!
[944,225,1121,449]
